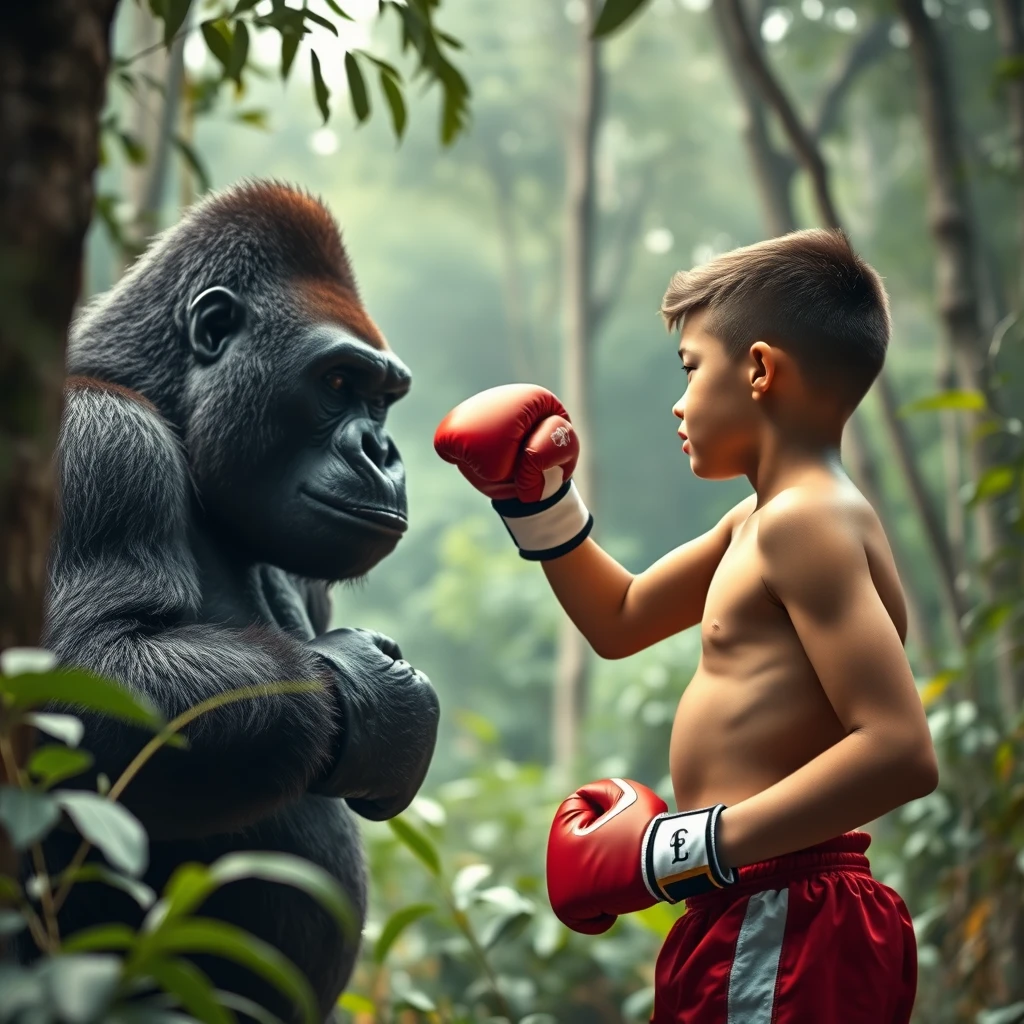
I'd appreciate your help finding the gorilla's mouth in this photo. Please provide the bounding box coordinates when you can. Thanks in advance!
[301,487,408,536]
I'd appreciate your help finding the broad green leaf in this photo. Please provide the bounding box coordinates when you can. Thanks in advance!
[208,852,356,938]
[235,108,269,129]
[478,907,533,950]
[0,910,26,937]
[392,985,435,1013]
[162,0,192,45]
[201,19,233,70]
[302,9,340,35]
[173,136,211,194]
[144,918,318,1024]
[379,68,407,139]
[62,924,137,953]
[144,957,232,1024]
[969,466,1016,504]
[214,991,288,1024]
[25,712,84,747]
[919,670,960,708]
[1,648,57,677]
[898,389,987,416]
[322,0,355,19]
[0,786,61,849]
[345,52,370,123]
[28,745,94,790]
[119,130,148,165]
[153,852,356,940]
[452,862,492,910]
[592,0,653,38]
[338,992,375,1014]
[311,51,331,124]
[61,864,156,910]
[227,20,249,84]
[281,31,301,80]
[4,667,161,727]
[42,954,123,1024]
[388,816,441,876]
[373,902,434,964]
[55,791,148,877]
[621,986,655,1021]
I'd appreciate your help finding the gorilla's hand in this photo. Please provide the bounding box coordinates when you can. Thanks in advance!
[306,627,439,820]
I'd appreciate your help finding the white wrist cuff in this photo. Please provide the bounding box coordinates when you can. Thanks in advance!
[641,804,735,903]
[491,480,594,561]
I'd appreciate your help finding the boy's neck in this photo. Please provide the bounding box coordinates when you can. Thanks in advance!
[747,420,846,508]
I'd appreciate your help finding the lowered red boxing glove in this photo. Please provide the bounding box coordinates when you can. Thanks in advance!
[434,384,594,560]
[546,778,735,935]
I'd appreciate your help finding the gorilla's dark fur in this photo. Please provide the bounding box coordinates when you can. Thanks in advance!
[27,181,440,1021]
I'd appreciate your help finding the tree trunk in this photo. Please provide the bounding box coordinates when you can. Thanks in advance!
[554,0,602,779]
[896,0,1023,717]
[993,0,1024,307]
[0,0,120,917]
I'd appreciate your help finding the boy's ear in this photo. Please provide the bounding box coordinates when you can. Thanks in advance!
[748,340,776,399]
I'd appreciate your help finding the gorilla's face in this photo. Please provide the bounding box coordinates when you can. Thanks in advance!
[184,285,411,580]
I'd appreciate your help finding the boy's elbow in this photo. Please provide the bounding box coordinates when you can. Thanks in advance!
[904,741,940,799]
[589,632,635,660]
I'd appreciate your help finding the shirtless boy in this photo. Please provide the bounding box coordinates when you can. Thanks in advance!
[433,228,938,1023]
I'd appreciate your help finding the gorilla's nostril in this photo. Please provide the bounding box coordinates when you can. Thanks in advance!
[361,428,387,466]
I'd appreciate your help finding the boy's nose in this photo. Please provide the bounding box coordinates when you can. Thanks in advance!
[672,399,685,419]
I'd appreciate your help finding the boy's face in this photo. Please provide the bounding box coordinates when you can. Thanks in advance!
[671,309,760,480]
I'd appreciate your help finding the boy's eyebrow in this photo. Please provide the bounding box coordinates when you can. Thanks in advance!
[677,344,688,360]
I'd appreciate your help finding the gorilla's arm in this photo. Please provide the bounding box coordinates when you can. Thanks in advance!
[45,382,345,839]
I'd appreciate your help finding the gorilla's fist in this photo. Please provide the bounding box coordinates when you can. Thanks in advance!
[307,627,439,820]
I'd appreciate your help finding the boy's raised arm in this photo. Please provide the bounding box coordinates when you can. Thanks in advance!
[542,496,753,659]
[435,383,749,661]
[716,494,939,869]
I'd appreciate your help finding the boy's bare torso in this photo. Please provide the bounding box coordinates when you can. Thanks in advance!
[671,479,909,812]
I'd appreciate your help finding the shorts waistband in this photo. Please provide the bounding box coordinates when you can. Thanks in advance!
[686,831,873,909]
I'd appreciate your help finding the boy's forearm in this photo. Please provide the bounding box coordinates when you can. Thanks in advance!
[715,728,938,869]
[541,538,635,657]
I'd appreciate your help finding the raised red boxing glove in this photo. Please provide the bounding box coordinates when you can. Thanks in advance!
[434,384,594,560]
[546,778,735,935]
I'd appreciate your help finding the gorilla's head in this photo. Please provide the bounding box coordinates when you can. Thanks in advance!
[69,181,410,580]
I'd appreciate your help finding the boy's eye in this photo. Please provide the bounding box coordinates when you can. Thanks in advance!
[681,365,695,375]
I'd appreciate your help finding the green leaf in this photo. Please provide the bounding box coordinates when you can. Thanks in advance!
[1,647,57,676]
[227,20,249,83]
[379,68,406,139]
[0,786,61,849]
[3,667,161,727]
[144,958,232,1024]
[898,389,987,416]
[322,0,355,19]
[25,712,84,747]
[60,864,156,909]
[173,135,212,193]
[392,983,435,1013]
[235,108,269,129]
[338,992,376,1015]
[27,745,94,790]
[144,918,319,1024]
[969,466,1016,504]
[302,9,340,35]
[55,791,148,877]
[62,923,137,953]
[41,955,123,1024]
[344,52,370,123]
[162,0,192,45]
[280,31,301,81]
[592,0,653,37]
[233,0,261,12]
[373,903,434,964]
[388,816,441,876]
[201,19,233,71]
[311,51,331,124]
[451,863,492,910]
[0,910,26,937]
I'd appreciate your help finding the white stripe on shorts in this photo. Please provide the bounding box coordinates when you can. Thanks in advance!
[726,888,790,1024]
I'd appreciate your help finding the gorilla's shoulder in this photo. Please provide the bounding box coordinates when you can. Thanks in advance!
[57,377,191,553]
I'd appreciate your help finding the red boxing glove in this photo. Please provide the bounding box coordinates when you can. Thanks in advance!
[434,384,593,560]
[546,779,735,935]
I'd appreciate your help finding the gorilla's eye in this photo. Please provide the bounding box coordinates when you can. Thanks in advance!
[324,372,346,392]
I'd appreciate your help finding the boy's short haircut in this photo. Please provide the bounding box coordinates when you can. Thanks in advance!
[660,229,891,410]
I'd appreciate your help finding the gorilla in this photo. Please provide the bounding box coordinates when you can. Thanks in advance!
[25,181,440,1021]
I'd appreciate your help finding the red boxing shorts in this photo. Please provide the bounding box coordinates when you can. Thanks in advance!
[650,832,917,1023]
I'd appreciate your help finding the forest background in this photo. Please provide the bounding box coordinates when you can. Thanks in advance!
[1,0,1023,1021]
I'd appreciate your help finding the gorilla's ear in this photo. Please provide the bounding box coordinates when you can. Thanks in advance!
[188,287,245,364]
